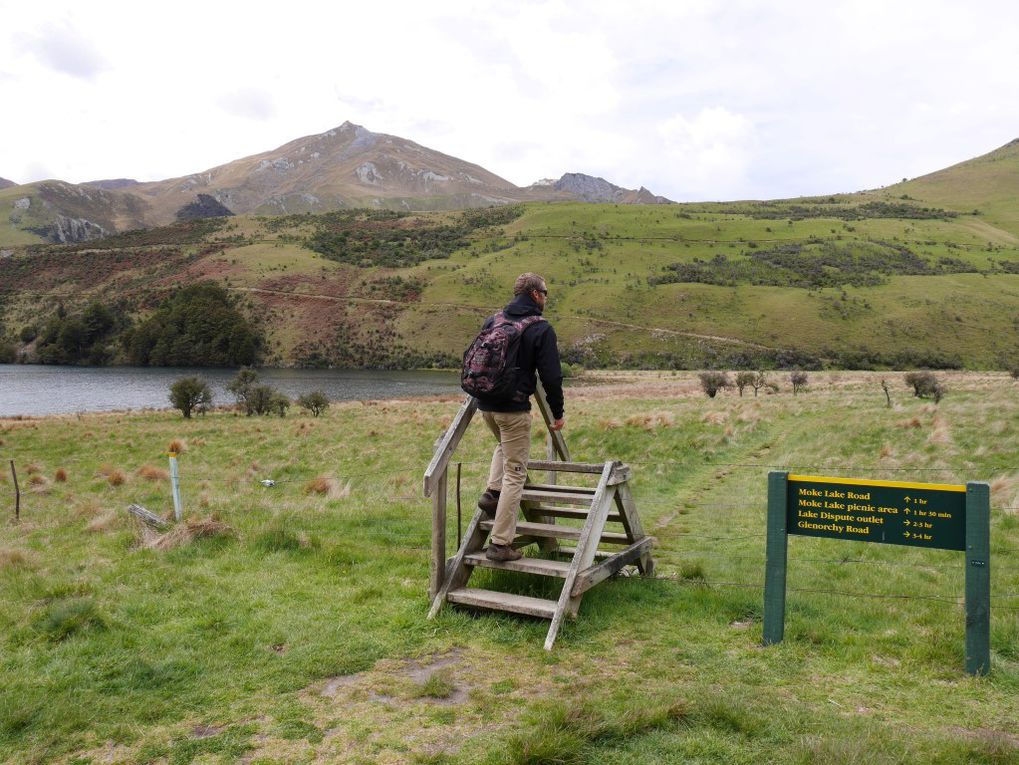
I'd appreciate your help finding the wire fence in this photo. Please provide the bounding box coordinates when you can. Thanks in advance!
[4,450,1019,612]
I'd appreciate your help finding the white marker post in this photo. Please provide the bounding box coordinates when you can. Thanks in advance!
[168,452,183,522]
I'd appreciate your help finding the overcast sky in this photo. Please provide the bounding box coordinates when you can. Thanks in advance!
[1,0,1017,201]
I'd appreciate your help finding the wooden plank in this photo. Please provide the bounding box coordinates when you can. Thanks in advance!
[570,538,654,596]
[428,507,490,619]
[447,588,556,619]
[534,380,569,461]
[429,470,448,600]
[423,396,477,497]
[527,460,607,474]
[607,465,632,486]
[527,505,623,523]
[520,488,597,506]
[480,520,631,544]
[614,481,654,575]
[464,552,571,578]
[544,461,615,650]
[127,503,170,530]
[525,483,596,495]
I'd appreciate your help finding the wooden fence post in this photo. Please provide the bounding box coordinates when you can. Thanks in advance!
[9,460,19,521]
[430,468,448,600]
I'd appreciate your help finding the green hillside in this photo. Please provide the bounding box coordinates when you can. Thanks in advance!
[2,188,1019,369]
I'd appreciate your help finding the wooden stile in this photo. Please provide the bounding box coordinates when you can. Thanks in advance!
[423,382,654,649]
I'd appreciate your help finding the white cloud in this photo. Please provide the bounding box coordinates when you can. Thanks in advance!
[657,108,756,199]
[217,89,276,121]
[0,0,1018,197]
[18,21,107,80]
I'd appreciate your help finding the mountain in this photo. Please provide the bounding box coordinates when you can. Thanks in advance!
[0,177,17,190]
[0,122,671,246]
[531,172,672,204]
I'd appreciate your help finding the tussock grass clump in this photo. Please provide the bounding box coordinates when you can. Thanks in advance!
[252,522,308,553]
[53,468,68,482]
[28,474,49,492]
[33,597,106,641]
[86,511,118,533]
[702,410,728,425]
[147,517,234,550]
[897,416,923,429]
[24,463,41,475]
[106,469,127,487]
[506,698,688,764]
[411,670,456,699]
[168,438,187,454]
[625,411,675,431]
[137,464,169,481]
[304,475,350,498]
[0,548,33,569]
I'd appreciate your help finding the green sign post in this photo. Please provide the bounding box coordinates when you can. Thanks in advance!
[763,472,990,675]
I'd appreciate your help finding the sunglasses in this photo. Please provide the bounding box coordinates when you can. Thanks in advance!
[534,288,548,296]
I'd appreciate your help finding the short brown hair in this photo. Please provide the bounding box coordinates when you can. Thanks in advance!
[513,273,546,296]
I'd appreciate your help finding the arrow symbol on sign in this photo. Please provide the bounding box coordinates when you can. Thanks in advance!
[904,496,911,502]
[904,520,911,526]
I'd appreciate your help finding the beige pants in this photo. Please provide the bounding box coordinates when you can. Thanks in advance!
[482,410,532,546]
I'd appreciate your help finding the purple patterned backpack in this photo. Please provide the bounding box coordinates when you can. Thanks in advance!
[461,312,546,400]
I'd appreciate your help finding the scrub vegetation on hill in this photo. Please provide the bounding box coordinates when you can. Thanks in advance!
[2,170,1019,370]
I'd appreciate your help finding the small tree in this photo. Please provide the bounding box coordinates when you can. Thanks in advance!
[735,371,755,397]
[169,376,213,418]
[297,391,330,417]
[269,391,291,417]
[751,371,767,397]
[228,367,260,414]
[698,371,732,398]
[904,371,945,403]
[790,371,808,395]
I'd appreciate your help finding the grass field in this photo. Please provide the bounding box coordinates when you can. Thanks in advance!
[2,372,1019,763]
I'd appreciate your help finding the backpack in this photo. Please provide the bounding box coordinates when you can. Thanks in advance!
[461,312,545,400]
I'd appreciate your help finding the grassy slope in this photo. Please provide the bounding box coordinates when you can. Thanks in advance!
[3,190,1019,367]
[1,373,1019,763]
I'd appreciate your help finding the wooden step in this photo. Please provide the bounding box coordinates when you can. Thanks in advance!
[479,520,631,544]
[447,587,556,619]
[527,505,624,523]
[524,483,596,495]
[464,552,571,578]
[520,488,598,506]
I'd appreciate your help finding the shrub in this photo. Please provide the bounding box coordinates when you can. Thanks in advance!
[751,371,768,397]
[227,367,260,412]
[735,371,755,397]
[1009,366,1019,381]
[698,371,732,398]
[297,391,330,417]
[790,371,809,395]
[904,371,945,402]
[168,376,214,418]
[245,384,291,416]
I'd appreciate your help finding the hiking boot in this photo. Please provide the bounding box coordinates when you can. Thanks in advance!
[478,489,501,515]
[486,543,523,562]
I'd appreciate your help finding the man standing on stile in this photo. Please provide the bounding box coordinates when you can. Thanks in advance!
[475,273,565,562]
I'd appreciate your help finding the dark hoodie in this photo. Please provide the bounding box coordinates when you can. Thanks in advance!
[474,293,564,419]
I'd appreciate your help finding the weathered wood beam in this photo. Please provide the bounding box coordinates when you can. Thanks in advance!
[423,396,477,497]
[571,538,654,597]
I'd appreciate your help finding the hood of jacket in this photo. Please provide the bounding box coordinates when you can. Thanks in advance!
[503,293,543,318]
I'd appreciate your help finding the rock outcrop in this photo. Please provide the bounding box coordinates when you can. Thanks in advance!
[534,173,672,204]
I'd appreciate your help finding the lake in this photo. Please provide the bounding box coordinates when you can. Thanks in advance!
[0,365,462,417]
